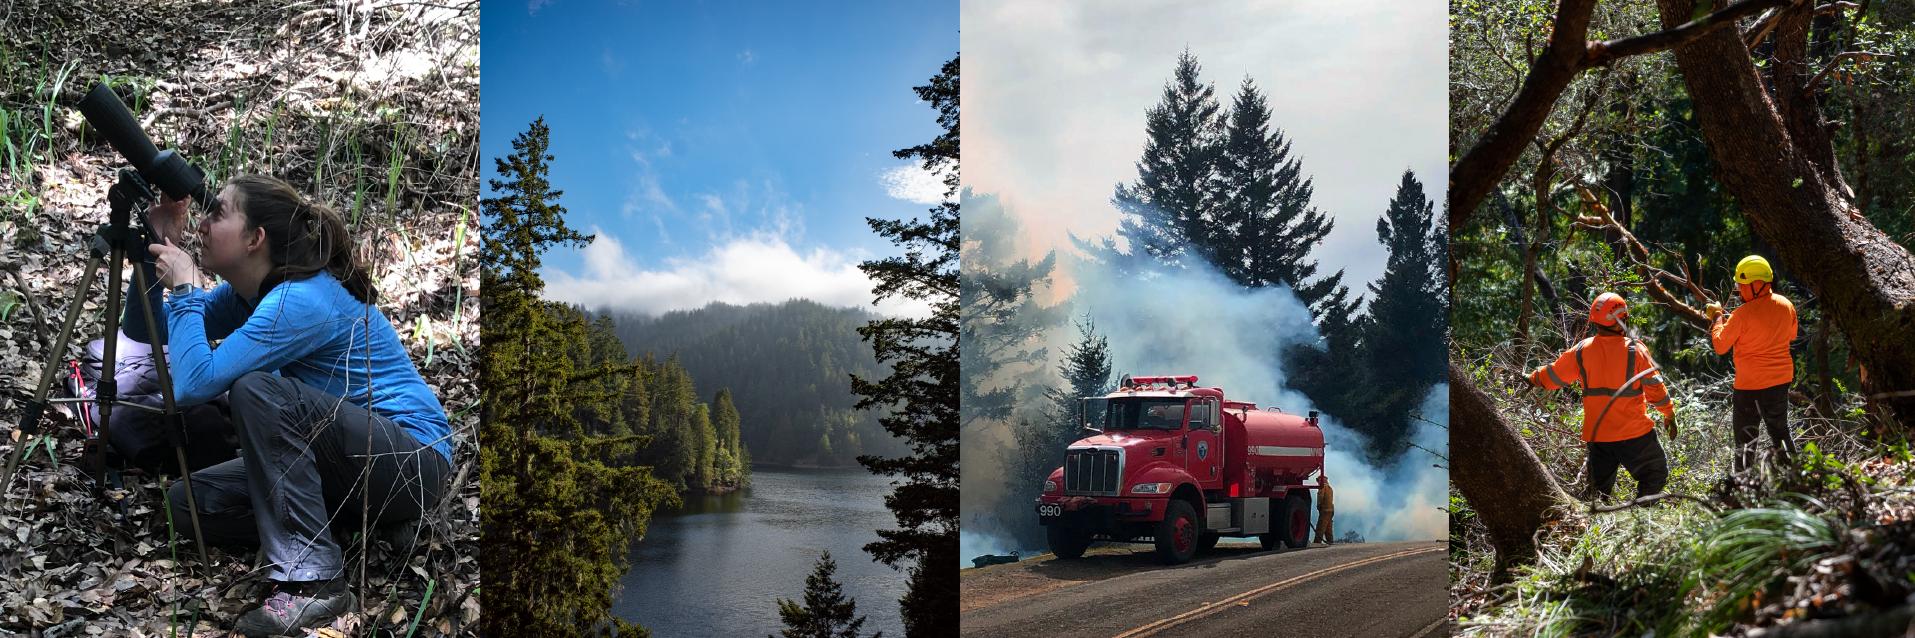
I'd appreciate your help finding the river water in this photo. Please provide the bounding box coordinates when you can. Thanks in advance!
[613,466,906,636]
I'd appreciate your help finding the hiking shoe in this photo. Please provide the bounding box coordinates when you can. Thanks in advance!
[233,580,356,637]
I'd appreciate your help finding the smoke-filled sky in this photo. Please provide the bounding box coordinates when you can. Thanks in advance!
[961,0,1448,296]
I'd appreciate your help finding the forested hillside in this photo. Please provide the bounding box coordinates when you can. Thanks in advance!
[606,300,904,467]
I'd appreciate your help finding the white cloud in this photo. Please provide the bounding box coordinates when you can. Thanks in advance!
[880,163,951,205]
[620,146,677,225]
[696,192,733,237]
[542,229,930,318]
[527,0,553,15]
[738,49,756,65]
[602,47,624,76]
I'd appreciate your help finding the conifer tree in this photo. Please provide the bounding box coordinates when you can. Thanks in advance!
[959,190,1062,431]
[691,403,715,488]
[772,552,879,638]
[1108,49,1224,267]
[1216,77,1351,319]
[1359,170,1446,453]
[715,389,742,455]
[713,389,748,486]
[480,118,676,636]
[851,55,959,637]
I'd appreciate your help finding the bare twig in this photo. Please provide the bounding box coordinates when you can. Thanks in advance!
[1802,51,1896,94]
[1589,491,1721,514]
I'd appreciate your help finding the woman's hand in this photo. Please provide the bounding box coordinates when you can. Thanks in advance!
[149,239,200,290]
[148,194,190,245]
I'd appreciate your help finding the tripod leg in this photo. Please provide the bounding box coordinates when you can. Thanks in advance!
[127,266,211,567]
[2,255,104,492]
[90,244,126,487]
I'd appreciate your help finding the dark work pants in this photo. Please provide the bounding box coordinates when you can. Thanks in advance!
[168,371,452,582]
[1586,430,1669,500]
[1732,383,1794,473]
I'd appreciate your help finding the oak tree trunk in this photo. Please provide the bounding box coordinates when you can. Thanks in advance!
[1655,0,1915,425]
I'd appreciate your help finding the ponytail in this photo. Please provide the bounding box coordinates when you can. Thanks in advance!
[227,174,377,304]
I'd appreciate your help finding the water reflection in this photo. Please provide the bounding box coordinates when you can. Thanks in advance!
[614,467,905,636]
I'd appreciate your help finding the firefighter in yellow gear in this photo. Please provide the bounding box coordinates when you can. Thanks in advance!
[1707,255,1798,472]
[1527,292,1677,500]
[1314,473,1334,545]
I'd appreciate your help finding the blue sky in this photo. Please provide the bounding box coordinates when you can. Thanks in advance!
[482,0,956,316]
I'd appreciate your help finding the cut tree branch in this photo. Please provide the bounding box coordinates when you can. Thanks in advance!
[1568,184,1716,328]
[1815,1,1861,15]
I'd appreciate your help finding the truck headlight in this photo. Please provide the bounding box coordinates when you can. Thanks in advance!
[1131,482,1172,494]
[1044,480,1058,493]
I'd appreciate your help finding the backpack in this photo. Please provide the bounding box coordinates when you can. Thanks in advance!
[65,330,238,474]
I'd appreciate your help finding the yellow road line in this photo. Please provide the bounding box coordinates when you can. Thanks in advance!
[1112,545,1444,638]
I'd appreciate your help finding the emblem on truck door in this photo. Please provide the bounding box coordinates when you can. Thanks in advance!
[1196,441,1209,460]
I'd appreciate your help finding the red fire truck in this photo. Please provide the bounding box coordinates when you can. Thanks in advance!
[1035,375,1326,564]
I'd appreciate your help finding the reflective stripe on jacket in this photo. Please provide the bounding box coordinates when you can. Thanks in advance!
[1529,335,1674,443]
[1711,292,1797,390]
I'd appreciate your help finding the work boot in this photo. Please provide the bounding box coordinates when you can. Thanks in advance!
[233,578,355,637]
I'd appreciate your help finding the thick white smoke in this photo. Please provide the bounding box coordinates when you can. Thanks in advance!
[1074,257,1448,542]
[960,251,1447,564]
[1317,385,1449,541]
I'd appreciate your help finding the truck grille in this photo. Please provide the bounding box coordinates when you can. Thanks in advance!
[1064,448,1122,495]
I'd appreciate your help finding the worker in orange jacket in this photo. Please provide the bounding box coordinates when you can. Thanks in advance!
[1706,255,1798,472]
[1526,292,1677,500]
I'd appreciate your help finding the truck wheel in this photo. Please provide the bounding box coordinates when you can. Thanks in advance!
[1046,522,1091,559]
[1154,500,1200,564]
[1262,492,1312,550]
[1283,492,1312,549]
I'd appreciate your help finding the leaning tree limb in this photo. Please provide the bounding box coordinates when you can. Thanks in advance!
[1450,0,1796,230]
[1450,360,1577,581]
[1588,491,1722,514]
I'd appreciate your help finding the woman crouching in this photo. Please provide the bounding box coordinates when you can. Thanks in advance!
[135,175,452,636]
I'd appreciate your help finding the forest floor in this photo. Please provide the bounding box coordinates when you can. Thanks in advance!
[0,0,478,635]
[1449,348,1915,637]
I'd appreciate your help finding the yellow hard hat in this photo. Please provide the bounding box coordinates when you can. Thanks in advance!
[1735,255,1774,284]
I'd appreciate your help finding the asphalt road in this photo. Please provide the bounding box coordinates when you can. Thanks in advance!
[960,541,1450,638]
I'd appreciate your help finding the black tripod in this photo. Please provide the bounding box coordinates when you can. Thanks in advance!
[2,167,210,564]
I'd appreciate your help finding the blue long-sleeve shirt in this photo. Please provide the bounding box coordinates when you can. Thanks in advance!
[132,270,453,462]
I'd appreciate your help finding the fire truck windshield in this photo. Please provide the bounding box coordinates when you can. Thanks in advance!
[1105,398,1187,431]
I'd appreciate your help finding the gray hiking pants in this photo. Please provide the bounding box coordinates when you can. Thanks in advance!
[167,371,451,582]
